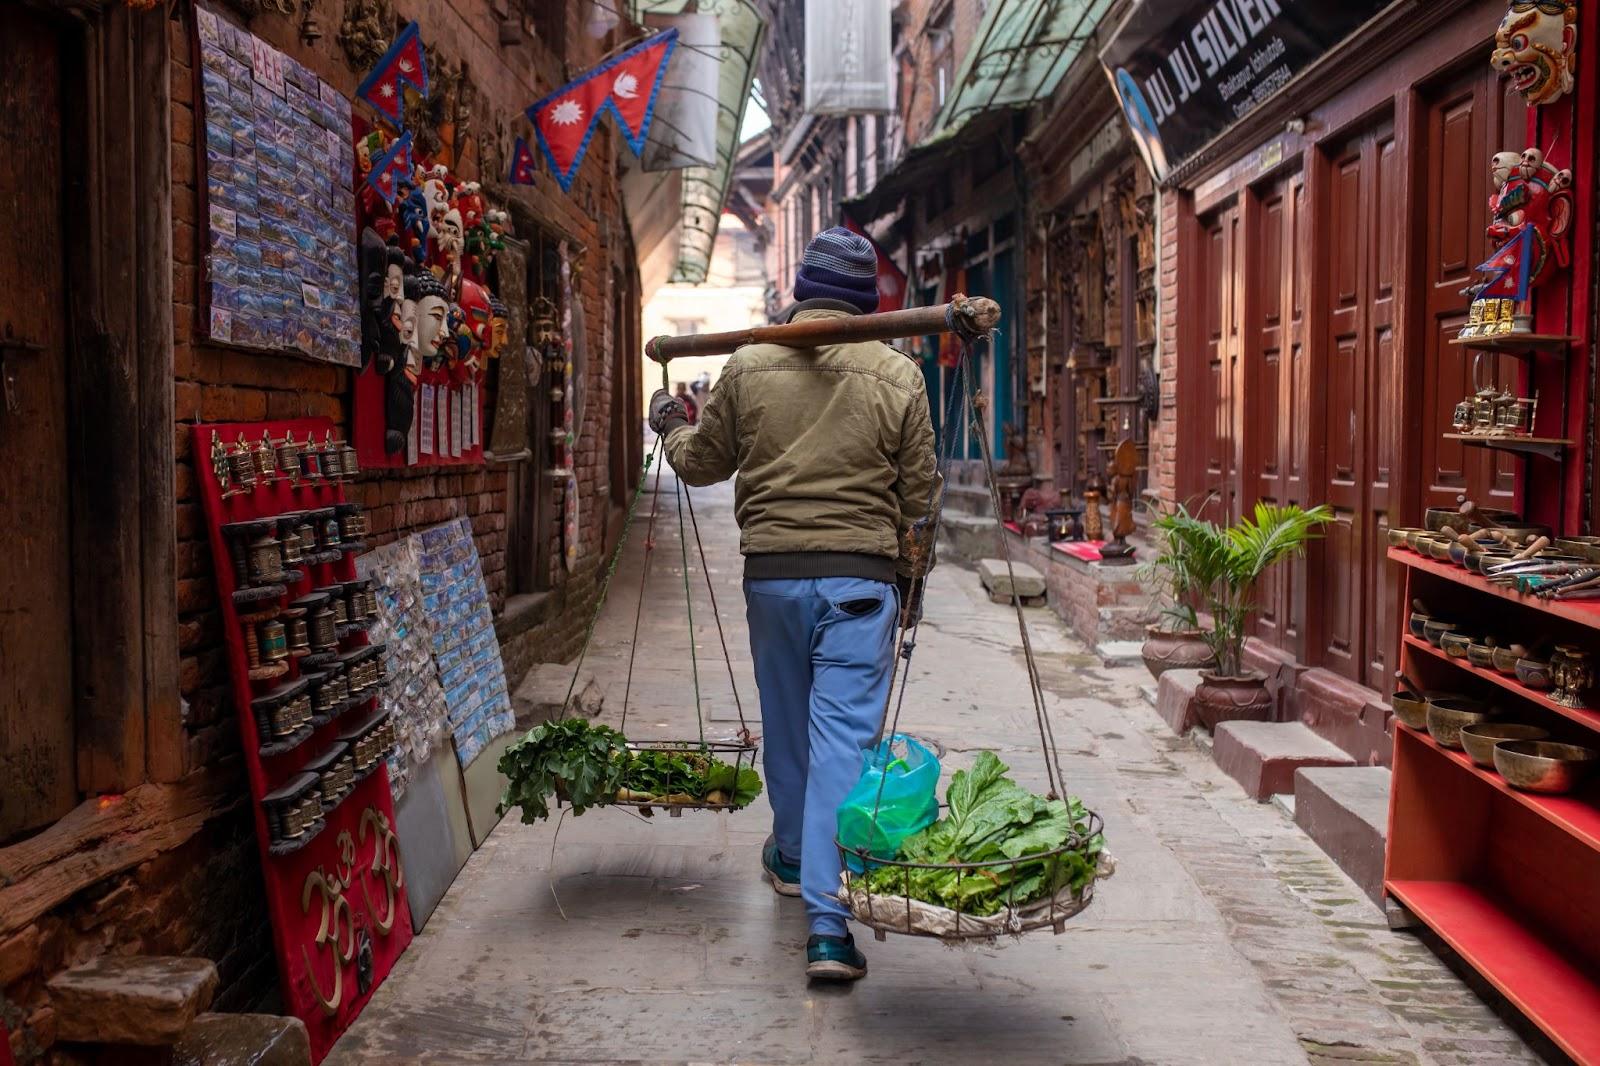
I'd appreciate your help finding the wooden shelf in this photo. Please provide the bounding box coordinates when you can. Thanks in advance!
[1396,722,1600,852]
[1442,433,1573,460]
[1389,547,1600,631]
[1448,333,1574,354]
[1385,879,1600,1064]
[1402,635,1600,733]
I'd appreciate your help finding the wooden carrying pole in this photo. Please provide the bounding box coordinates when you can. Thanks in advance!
[645,294,1001,362]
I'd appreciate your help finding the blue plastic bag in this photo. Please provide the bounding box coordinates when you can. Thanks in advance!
[836,733,941,870]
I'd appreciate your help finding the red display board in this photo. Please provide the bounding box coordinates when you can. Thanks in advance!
[193,418,412,1062]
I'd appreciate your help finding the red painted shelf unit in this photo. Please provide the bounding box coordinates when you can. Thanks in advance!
[1386,546,1600,1064]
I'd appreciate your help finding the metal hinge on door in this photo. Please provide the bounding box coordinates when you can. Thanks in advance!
[0,322,45,415]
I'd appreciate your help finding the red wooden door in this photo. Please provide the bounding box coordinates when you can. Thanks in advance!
[1419,65,1527,515]
[1247,173,1309,658]
[0,7,74,841]
[1318,122,1400,691]
[1199,204,1242,524]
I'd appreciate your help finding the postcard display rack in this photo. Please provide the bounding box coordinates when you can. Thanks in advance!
[1387,547,1600,1061]
[194,417,412,1061]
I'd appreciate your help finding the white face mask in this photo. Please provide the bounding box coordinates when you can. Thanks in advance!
[415,295,448,358]
[384,264,404,301]
[397,298,418,348]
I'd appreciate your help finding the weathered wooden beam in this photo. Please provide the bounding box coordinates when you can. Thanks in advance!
[0,770,241,936]
[645,295,1002,362]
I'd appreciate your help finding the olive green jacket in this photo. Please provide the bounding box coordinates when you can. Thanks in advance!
[661,306,939,580]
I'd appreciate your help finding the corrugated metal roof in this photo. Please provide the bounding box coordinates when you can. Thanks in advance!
[932,0,1114,137]
[633,0,765,284]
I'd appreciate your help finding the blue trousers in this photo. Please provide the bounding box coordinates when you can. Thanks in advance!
[744,576,897,937]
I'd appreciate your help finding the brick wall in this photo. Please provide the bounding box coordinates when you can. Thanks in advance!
[1150,186,1181,510]
[4,3,639,1060]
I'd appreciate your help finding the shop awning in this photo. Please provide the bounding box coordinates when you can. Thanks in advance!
[932,0,1115,137]
[633,0,765,285]
[845,0,1113,223]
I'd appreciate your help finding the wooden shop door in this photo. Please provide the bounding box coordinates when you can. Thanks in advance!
[0,7,74,841]
[1198,203,1242,525]
[1316,123,1400,690]
[1245,172,1309,659]
[1419,65,1527,515]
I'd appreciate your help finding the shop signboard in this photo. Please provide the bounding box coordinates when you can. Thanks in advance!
[1100,0,1391,182]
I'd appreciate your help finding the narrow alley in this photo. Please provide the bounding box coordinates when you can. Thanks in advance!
[328,472,1540,1066]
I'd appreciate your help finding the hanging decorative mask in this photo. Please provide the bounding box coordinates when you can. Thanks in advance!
[431,207,465,277]
[406,271,450,368]
[1487,150,1574,291]
[359,228,389,370]
[488,296,509,361]
[456,278,492,368]
[1491,0,1577,106]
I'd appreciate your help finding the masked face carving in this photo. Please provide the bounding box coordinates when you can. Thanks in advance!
[1486,148,1575,292]
[397,298,418,358]
[1492,0,1577,105]
[434,209,464,258]
[416,295,449,361]
[383,261,404,301]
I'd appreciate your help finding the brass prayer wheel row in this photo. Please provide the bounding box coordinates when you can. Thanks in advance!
[340,708,396,775]
[305,743,357,808]
[211,429,360,496]
[252,678,312,746]
[1451,387,1537,438]
[262,771,322,844]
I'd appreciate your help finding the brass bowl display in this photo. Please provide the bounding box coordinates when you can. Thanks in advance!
[1423,619,1459,647]
[1406,529,1436,553]
[1425,697,1497,749]
[1466,641,1497,669]
[1492,740,1599,794]
[1408,611,1432,639]
[1390,689,1432,731]
[1447,540,1474,567]
[1514,657,1554,690]
[1440,631,1474,659]
[1459,723,1550,769]
[1491,646,1522,675]
[1427,539,1456,562]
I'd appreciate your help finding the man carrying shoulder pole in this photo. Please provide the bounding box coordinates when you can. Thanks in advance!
[647,227,941,981]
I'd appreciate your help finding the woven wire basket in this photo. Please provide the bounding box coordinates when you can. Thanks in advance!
[606,737,761,816]
[835,808,1104,941]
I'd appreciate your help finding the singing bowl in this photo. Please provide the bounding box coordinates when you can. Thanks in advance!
[1491,645,1522,675]
[1427,539,1456,562]
[1440,631,1474,659]
[1466,641,1497,669]
[1426,506,1519,532]
[1408,610,1432,639]
[1426,697,1497,749]
[1465,550,1515,575]
[1493,740,1599,794]
[1514,657,1554,690]
[1406,529,1437,553]
[1460,723,1550,769]
[1423,619,1459,647]
[1390,689,1431,731]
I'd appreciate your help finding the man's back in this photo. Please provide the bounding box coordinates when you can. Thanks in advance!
[661,306,937,580]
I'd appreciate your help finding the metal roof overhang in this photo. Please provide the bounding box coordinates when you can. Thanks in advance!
[845,0,1113,224]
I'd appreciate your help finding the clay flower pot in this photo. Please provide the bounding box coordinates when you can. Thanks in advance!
[1141,625,1217,680]
[1193,670,1274,731]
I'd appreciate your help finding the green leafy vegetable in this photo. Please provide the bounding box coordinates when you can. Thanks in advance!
[497,719,764,821]
[860,752,1103,916]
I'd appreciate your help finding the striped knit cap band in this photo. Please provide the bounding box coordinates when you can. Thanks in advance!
[794,227,880,314]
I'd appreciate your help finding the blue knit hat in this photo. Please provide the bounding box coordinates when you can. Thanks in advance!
[794,227,880,313]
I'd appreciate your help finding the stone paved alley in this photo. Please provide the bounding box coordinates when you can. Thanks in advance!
[329,471,1547,1066]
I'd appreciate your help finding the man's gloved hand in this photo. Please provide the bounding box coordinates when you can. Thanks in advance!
[648,388,688,434]
[896,574,925,629]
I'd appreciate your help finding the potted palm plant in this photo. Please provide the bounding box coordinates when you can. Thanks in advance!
[1152,502,1332,730]
[1140,502,1216,680]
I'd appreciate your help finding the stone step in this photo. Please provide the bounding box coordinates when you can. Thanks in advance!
[173,1013,311,1066]
[1096,640,1144,668]
[47,956,218,1046]
[937,511,998,563]
[1294,765,1391,906]
[943,482,994,517]
[1156,668,1204,735]
[1213,720,1356,801]
[977,558,1047,606]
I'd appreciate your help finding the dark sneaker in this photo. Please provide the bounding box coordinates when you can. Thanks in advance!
[806,933,867,981]
[762,836,802,897]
